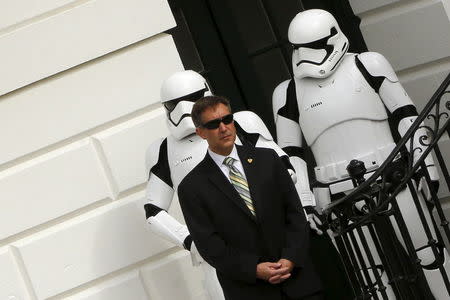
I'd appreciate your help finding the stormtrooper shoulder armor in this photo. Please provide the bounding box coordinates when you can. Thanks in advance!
[144,137,174,212]
[234,111,273,141]
[357,52,399,84]
[235,110,289,158]
[145,137,166,177]
[357,52,415,112]
[272,80,291,122]
[272,79,303,149]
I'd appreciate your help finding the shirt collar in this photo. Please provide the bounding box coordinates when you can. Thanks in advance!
[208,144,240,167]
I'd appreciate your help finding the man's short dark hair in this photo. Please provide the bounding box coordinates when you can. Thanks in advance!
[191,95,232,127]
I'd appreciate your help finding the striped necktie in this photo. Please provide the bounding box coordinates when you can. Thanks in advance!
[223,157,256,216]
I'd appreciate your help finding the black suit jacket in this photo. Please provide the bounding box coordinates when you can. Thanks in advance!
[178,145,322,300]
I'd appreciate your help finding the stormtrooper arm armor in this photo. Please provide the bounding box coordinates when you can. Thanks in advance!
[272,80,316,207]
[144,138,191,249]
[290,156,316,207]
[273,80,303,152]
[357,52,439,182]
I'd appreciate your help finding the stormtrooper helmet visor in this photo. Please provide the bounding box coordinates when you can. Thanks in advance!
[164,88,207,113]
[166,88,208,126]
[291,27,337,67]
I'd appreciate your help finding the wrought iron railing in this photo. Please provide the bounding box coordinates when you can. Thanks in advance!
[323,72,450,299]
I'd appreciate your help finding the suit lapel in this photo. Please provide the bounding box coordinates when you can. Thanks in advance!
[202,152,257,221]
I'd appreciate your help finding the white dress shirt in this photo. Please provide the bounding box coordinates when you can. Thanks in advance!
[208,145,247,182]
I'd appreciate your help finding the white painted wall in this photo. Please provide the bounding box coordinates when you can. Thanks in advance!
[0,1,206,299]
[349,0,450,201]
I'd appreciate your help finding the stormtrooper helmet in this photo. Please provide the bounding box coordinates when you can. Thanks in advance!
[288,9,349,79]
[160,70,212,140]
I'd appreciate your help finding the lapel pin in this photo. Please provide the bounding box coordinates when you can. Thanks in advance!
[247,158,253,164]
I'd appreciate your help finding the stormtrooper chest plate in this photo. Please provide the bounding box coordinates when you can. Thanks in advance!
[166,135,208,188]
[296,55,388,146]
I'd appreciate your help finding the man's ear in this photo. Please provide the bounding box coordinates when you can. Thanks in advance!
[196,127,206,139]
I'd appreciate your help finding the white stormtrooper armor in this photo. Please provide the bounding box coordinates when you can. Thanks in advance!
[273,9,448,299]
[144,70,314,300]
[160,70,211,140]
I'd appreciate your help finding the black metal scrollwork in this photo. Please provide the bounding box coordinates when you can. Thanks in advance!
[323,73,450,299]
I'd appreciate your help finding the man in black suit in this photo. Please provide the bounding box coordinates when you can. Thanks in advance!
[178,96,323,300]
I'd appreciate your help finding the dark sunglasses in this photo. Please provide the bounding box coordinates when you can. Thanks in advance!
[200,114,234,129]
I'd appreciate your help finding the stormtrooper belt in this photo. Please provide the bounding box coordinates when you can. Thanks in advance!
[315,170,377,195]
[314,143,395,185]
